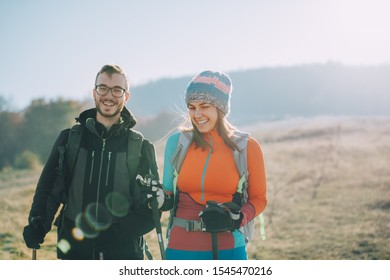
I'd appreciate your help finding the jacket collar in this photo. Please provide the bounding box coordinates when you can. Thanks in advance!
[75,107,137,136]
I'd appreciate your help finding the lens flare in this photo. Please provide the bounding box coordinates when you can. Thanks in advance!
[84,203,113,231]
[71,227,85,241]
[57,239,71,254]
[74,212,99,239]
[105,192,131,217]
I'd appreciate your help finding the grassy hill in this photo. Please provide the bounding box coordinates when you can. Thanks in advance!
[1,116,389,260]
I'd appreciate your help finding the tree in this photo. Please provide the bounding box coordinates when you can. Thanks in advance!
[0,110,24,169]
[22,98,82,162]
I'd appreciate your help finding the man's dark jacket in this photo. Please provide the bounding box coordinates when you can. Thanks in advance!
[28,107,156,259]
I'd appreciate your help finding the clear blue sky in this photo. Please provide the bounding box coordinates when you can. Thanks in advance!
[1,0,389,110]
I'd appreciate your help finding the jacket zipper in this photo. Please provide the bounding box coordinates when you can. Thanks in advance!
[200,134,213,201]
[95,139,106,220]
[89,151,95,184]
[105,152,112,186]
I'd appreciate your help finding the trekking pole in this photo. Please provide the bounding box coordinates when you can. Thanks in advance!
[211,232,218,260]
[150,197,166,260]
[145,175,166,260]
[32,249,37,260]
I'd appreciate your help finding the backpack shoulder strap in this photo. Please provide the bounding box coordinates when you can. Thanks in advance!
[126,129,144,182]
[232,131,249,194]
[139,138,159,180]
[65,124,83,181]
[166,131,192,239]
[170,131,192,174]
[51,124,82,205]
[231,130,266,241]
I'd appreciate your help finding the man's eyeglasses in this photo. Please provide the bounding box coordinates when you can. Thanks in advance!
[95,85,127,98]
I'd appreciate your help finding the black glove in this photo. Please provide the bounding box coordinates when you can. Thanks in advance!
[223,202,244,231]
[199,201,243,233]
[23,216,46,249]
[136,174,167,210]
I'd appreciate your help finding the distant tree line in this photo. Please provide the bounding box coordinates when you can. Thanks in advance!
[0,96,83,171]
[0,95,181,171]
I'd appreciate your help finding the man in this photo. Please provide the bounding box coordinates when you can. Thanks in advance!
[23,64,169,259]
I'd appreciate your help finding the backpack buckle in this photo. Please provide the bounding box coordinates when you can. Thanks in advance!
[185,220,204,231]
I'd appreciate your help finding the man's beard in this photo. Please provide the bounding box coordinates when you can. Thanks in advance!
[95,99,124,118]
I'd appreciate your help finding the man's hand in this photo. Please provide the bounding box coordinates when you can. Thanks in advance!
[146,185,165,209]
[137,174,167,210]
[23,216,46,249]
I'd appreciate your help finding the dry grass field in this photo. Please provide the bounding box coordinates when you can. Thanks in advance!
[1,116,389,260]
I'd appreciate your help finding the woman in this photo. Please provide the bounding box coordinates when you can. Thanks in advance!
[162,70,267,260]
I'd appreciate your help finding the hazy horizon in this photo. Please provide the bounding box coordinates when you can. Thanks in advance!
[1,0,389,110]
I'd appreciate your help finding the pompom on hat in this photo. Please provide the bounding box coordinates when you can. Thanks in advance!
[185,70,233,116]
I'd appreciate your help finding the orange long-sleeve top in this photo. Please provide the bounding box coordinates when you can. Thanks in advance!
[163,130,267,219]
